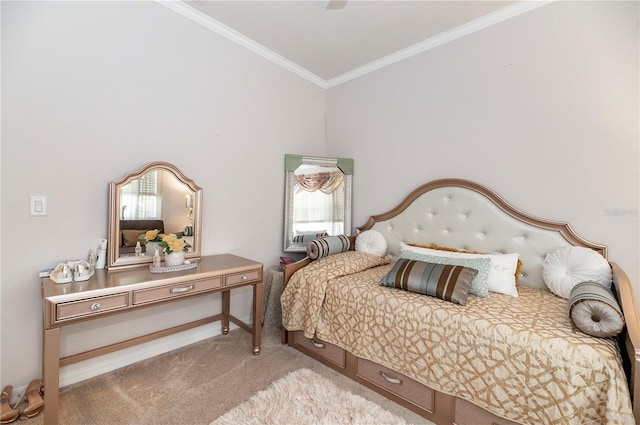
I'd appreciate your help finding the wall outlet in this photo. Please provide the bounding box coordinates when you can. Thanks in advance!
[30,195,47,216]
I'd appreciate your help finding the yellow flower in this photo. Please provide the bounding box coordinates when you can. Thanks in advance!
[160,233,191,254]
[139,229,162,242]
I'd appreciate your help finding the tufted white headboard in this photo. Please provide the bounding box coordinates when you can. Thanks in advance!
[357,179,607,290]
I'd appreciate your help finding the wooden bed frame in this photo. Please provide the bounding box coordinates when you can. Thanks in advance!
[282,178,640,425]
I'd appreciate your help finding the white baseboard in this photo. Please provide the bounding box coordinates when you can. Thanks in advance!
[57,319,243,388]
[10,322,226,403]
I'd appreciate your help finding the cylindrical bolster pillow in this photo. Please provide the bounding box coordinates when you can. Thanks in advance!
[293,232,328,244]
[569,281,624,338]
[307,235,351,260]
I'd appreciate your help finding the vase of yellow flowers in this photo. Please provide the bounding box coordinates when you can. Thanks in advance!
[160,233,191,266]
[138,229,163,256]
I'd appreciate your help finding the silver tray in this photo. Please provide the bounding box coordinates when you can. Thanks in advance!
[149,262,197,273]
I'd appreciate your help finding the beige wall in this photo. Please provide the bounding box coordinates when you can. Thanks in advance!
[326,1,639,302]
[2,0,638,393]
[1,1,326,388]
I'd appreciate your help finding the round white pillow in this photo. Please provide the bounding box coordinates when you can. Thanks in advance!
[542,246,612,299]
[355,230,387,257]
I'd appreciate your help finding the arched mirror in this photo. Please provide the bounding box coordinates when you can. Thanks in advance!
[283,154,353,252]
[107,162,202,269]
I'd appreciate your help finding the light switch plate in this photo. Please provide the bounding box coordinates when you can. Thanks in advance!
[30,195,47,216]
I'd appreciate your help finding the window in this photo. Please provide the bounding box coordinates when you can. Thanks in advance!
[120,170,162,219]
[293,171,345,235]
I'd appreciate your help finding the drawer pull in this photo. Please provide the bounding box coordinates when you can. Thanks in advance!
[311,339,325,349]
[90,303,100,311]
[242,274,247,280]
[380,371,402,385]
[170,285,194,294]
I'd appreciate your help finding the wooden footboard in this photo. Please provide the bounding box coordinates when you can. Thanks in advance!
[612,262,640,423]
[281,258,311,344]
[283,257,311,286]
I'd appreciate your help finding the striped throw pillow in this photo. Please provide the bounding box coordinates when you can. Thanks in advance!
[380,258,477,306]
[399,247,491,298]
[307,235,351,260]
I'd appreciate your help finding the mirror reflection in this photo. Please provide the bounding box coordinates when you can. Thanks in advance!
[283,154,353,252]
[108,162,202,269]
[119,170,194,254]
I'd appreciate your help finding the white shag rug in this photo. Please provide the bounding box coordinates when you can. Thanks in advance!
[210,368,408,425]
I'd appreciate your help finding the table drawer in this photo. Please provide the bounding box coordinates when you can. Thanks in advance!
[292,331,345,368]
[357,358,434,412]
[225,269,261,287]
[133,277,222,304]
[56,293,129,321]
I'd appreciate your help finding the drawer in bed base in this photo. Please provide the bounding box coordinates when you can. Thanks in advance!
[289,331,346,368]
[288,330,518,425]
[356,357,435,414]
[453,398,520,425]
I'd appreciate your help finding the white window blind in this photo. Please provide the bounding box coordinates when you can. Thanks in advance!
[120,170,161,220]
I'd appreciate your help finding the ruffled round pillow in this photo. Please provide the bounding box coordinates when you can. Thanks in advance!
[355,230,387,257]
[542,246,612,299]
[569,281,624,338]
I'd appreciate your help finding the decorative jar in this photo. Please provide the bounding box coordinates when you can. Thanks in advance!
[164,251,185,267]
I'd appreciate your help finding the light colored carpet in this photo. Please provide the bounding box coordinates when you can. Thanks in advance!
[21,328,431,424]
[211,368,407,425]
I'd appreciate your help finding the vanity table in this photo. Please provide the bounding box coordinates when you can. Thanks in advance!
[41,254,263,425]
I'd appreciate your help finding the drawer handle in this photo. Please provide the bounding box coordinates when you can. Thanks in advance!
[311,339,325,349]
[90,303,100,311]
[170,285,194,294]
[242,274,247,280]
[380,371,402,385]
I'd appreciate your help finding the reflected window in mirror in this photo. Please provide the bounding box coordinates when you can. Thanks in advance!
[283,155,353,253]
[293,166,345,234]
[120,170,160,220]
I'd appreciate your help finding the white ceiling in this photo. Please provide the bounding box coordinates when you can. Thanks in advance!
[170,1,547,87]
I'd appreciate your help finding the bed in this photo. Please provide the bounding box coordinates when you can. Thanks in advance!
[280,178,639,425]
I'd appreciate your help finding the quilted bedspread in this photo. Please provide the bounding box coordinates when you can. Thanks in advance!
[281,251,634,425]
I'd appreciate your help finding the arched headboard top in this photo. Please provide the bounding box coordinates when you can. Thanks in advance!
[357,179,607,290]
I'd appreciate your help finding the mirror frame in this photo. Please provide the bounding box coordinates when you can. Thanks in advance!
[107,161,203,269]
[283,154,353,253]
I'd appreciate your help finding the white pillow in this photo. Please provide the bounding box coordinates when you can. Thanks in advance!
[542,246,612,299]
[355,230,387,257]
[400,243,520,297]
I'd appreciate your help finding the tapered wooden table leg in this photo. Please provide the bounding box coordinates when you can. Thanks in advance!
[43,327,60,425]
[222,289,230,334]
[252,281,263,355]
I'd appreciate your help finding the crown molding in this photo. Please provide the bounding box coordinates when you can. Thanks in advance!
[326,1,553,88]
[156,0,328,89]
[158,0,552,90]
